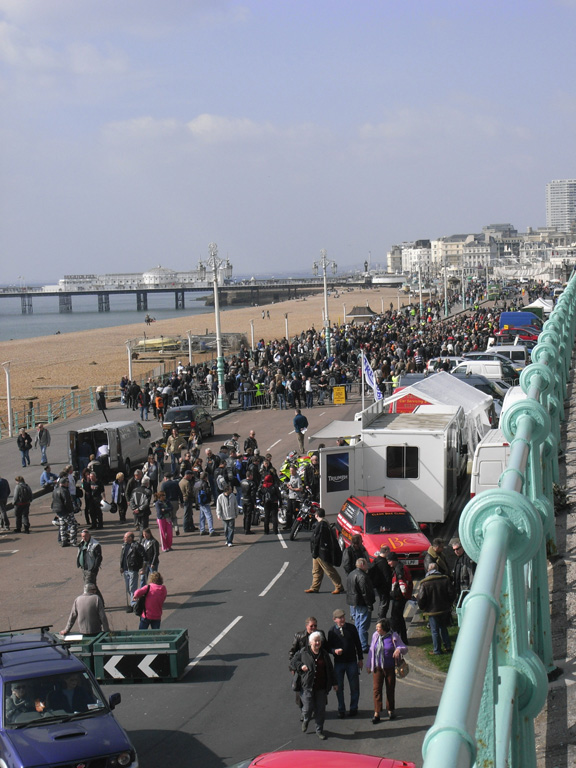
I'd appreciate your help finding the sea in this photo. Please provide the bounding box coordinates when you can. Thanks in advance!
[0,291,242,343]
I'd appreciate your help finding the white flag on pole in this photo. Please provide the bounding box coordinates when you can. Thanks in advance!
[362,353,383,401]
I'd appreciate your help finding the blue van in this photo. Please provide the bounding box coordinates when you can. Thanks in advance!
[0,629,138,768]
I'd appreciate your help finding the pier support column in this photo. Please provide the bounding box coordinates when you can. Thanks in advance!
[20,295,33,314]
[98,293,110,312]
[58,294,72,313]
[174,290,185,309]
[136,291,148,311]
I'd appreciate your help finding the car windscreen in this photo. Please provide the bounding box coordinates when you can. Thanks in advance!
[4,671,106,728]
[365,511,419,534]
[164,409,193,422]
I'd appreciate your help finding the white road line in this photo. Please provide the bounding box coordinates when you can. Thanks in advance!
[268,439,282,450]
[277,533,288,549]
[186,615,243,669]
[259,561,290,597]
[289,429,295,434]
[0,550,19,554]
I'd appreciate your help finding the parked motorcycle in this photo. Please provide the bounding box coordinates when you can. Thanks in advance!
[289,491,319,540]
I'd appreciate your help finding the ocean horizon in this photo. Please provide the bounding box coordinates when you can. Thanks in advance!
[0,292,246,342]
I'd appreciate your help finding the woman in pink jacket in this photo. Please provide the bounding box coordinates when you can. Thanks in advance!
[133,572,167,630]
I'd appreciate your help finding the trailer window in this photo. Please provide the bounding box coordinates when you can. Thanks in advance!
[386,446,418,478]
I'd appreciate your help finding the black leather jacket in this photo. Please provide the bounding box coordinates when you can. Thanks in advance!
[289,646,336,692]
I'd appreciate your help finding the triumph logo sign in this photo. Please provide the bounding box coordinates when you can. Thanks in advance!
[326,453,350,493]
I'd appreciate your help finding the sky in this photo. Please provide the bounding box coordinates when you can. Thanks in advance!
[1,0,576,283]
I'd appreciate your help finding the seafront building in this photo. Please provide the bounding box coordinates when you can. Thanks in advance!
[546,179,576,233]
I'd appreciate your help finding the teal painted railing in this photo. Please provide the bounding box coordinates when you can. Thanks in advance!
[422,281,574,768]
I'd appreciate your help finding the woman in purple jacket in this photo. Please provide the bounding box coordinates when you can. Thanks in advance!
[365,618,407,724]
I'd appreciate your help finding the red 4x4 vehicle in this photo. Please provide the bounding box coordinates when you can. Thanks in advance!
[335,495,430,571]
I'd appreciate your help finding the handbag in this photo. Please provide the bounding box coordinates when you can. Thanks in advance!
[133,585,150,617]
[291,673,302,692]
[395,657,409,679]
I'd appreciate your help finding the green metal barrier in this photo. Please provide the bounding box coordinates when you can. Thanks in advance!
[422,275,575,768]
[92,629,189,683]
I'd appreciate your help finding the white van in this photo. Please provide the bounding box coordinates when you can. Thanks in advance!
[452,359,519,384]
[470,428,511,498]
[69,420,152,478]
[486,343,530,368]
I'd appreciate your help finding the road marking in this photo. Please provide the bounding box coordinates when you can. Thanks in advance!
[0,550,19,555]
[277,533,288,549]
[186,615,243,669]
[104,655,125,679]
[259,561,289,597]
[138,654,159,678]
[268,439,282,450]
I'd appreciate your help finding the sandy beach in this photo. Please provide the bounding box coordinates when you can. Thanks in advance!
[0,285,407,424]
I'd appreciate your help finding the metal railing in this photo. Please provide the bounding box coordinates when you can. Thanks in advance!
[422,274,574,768]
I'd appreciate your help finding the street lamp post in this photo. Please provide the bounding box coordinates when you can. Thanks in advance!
[313,249,337,358]
[2,361,13,438]
[284,313,289,340]
[125,341,133,381]
[198,243,232,410]
[186,330,193,366]
[250,320,255,352]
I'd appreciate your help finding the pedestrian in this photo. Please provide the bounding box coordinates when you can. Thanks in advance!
[240,470,257,534]
[34,423,51,465]
[17,427,32,468]
[417,562,455,655]
[133,572,167,630]
[40,465,58,493]
[160,472,183,536]
[76,529,104,604]
[288,617,327,716]
[387,552,413,645]
[259,473,280,535]
[369,545,393,619]
[305,507,344,595]
[0,474,11,530]
[130,476,152,534]
[293,409,309,455]
[120,532,145,612]
[180,469,197,532]
[284,464,302,530]
[365,618,407,724]
[303,454,320,501]
[61,583,109,636]
[424,538,451,578]
[244,430,258,454]
[154,491,174,552]
[51,475,78,547]
[13,476,32,534]
[216,484,238,547]
[327,608,363,719]
[141,527,160,586]
[342,534,371,575]
[87,471,106,530]
[289,631,337,741]
[451,538,476,602]
[165,428,187,476]
[194,472,217,536]
[346,557,375,652]
[111,472,128,523]
[142,454,159,493]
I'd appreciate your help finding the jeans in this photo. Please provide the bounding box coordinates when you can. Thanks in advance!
[223,518,235,544]
[182,499,195,531]
[140,564,157,588]
[305,391,314,408]
[199,503,214,533]
[277,393,286,410]
[429,612,451,654]
[140,405,149,420]
[39,445,48,464]
[334,661,360,714]
[139,618,161,630]
[351,605,372,651]
[123,569,140,605]
[20,449,30,467]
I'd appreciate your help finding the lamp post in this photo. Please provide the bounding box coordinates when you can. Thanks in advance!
[2,361,13,438]
[250,320,255,352]
[198,242,232,410]
[125,340,133,381]
[284,313,289,340]
[186,330,193,366]
[313,249,337,358]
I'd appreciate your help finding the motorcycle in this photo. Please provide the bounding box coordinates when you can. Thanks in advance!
[289,491,319,541]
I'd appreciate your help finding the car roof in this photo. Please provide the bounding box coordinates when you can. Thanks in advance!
[0,634,83,682]
[345,495,408,514]
[245,750,413,768]
[77,421,140,432]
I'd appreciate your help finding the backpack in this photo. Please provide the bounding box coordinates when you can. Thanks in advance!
[18,483,33,505]
[198,488,209,505]
[216,473,228,492]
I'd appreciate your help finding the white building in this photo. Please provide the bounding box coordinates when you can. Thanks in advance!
[546,179,576,233]
[48,264,232,292]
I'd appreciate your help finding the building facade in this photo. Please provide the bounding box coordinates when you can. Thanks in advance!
[546,179,576,233]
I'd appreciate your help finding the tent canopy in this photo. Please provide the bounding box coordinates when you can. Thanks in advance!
[309,420,362,442]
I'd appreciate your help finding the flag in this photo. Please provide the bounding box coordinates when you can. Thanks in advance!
[362,354,383,401]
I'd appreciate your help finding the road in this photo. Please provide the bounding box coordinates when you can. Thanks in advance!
[0,399,443,766]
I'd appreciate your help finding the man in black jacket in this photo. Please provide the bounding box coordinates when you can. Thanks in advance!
[120,532,145,612]
[327,608,363,718]
[346,558,375,652]
[417,563,455,655]
[369,544,393,619]
[305,508,343,595]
